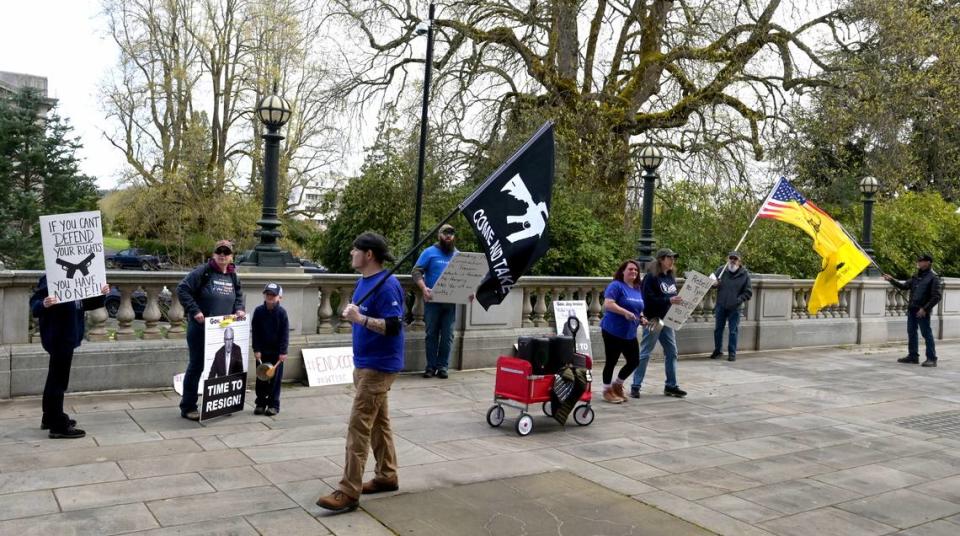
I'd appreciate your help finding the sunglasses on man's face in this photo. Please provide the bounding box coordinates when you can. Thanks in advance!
[215,248,233,255]
[729,257,739,261]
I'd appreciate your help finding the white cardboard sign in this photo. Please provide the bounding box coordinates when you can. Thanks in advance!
[302,347,355,387]
[552,300,592,357]
[39,210,107,301]
[430,252,488,304]
[662,271,714,330]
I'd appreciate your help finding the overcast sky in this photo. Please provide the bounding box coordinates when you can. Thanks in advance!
[1,0,125,189]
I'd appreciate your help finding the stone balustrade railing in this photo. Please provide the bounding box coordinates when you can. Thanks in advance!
[1,268,958,398]
[8,272,927,344]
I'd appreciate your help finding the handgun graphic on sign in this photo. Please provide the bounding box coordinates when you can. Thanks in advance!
[56,253,95,279]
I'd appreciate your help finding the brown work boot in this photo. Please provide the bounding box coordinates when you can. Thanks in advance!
[602,387,623,404]
[315,490,358,513]
[362,477,399,494]
[611,382,627,402]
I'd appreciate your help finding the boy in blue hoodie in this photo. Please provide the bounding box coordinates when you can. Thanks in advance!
[251,282,289,415]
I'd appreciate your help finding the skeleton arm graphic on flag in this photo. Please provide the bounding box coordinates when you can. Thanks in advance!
[501,175,549,243]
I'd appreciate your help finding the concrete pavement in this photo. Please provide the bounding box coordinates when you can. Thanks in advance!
[1,342,959,535]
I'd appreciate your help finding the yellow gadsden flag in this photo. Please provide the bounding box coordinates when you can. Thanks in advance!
[757,178,871,314]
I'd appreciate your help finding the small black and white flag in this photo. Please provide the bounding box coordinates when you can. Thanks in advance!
[460,122,555,309]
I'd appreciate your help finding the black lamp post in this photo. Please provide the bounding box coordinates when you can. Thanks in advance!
[241,92,301,269]
[636,145,664,268]
[859,175,880,276]
[412,2,436,250]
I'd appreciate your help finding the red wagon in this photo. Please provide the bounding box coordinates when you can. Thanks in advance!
[486,355,595,436]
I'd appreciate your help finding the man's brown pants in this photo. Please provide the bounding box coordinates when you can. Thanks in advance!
[338,368,398,498]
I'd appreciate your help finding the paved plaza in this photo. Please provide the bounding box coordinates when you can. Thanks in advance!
[1,342,960,535]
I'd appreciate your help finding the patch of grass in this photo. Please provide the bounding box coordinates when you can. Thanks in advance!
[104,235,130,250]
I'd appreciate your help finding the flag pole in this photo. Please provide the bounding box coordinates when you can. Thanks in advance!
[836,222,885,275]
[733,177,782,252]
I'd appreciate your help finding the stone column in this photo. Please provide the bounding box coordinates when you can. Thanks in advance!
[87,306,109,341]
[317,285,334,334]
[141,285,163,339]
[753,276,794,350]
[855,279,888,344]
[166,289,185,338]
[115,287,137,340]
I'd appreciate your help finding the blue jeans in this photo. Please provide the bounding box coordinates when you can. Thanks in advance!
[631,324,679,390]
[424,302,456,371]
[907,308,937,361]
[180,320,205,414]
[714,306,741,356]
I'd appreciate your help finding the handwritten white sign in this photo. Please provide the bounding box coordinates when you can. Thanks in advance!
[662,271,714,330]
[552,300,592,356]
[303,347,355,387]
[430,252,488,304]
[40,210,107,301]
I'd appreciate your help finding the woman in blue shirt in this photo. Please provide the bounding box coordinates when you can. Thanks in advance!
[599,260,646,403]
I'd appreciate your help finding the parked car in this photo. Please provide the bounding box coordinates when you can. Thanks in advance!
[105,248,166,270]
[301,259,329,273]
[105,286,172,320]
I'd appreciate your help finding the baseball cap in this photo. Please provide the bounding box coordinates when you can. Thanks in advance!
[656,248,679,259]
[728,250,742,259]
[213,240,233,254]
[352,232,395,263]
[918,253,934,262]
[263,282,283,296]
[439,224,456,236]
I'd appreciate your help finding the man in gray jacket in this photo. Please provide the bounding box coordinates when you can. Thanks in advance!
[710,251,753,362]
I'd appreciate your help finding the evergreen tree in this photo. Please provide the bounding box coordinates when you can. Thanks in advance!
[0,89,98,268]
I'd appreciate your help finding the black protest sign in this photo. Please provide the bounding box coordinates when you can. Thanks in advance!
[200,372,246,421]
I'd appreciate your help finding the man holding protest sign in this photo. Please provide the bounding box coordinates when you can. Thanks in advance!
[413,223,458,379]
[317,232,404,514]
[710,251,753,362]
[31,276,110,438]
[33,210,111,438]
[176,240,246,421]
[630,249,687,399]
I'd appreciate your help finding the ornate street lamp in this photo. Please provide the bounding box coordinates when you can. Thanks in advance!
[241,91,301,269]
[859,176,880,276]
[636,145,665,268]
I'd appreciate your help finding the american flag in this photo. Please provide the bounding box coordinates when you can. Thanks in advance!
[758,178,826,221]
[760,178,804,215]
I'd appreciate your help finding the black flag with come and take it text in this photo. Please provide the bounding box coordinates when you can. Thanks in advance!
[460,122,555,309]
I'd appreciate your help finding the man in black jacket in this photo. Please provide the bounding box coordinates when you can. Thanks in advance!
[884,253,942,367]
[30,276,110,438]
[710,251,753,362]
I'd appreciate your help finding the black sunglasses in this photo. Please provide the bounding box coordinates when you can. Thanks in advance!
[215,248,233,255]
